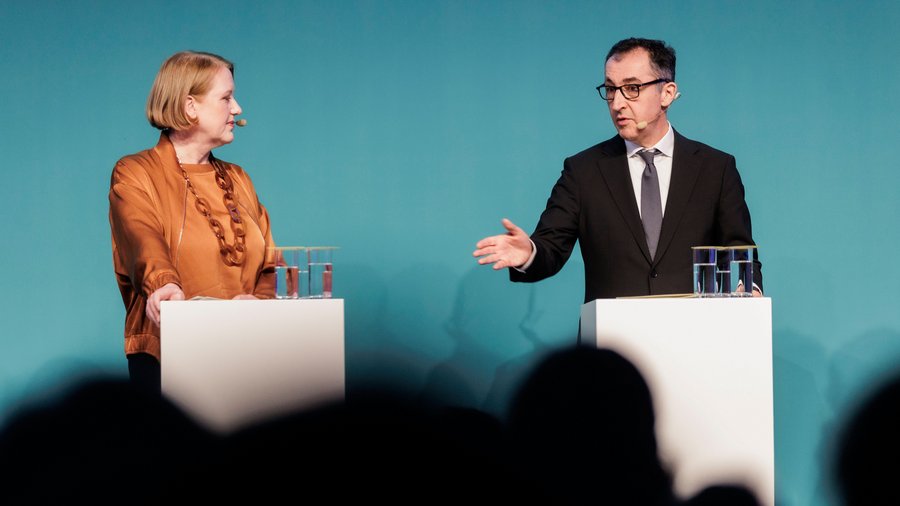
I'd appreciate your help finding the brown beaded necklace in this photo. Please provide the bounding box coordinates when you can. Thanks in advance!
[178,156,246,267]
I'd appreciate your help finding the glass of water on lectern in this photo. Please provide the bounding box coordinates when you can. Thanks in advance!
[267,246,307,299]
[691,246,718,297]
[307,247,337,298]
[727,245,757,297]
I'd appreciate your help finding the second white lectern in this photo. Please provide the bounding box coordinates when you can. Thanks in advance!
[581,297,773,506]
[161,298,345,434]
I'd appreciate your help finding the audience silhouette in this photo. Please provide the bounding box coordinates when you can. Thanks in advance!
[0,345,775,504]
[506,345,677,505]
[834,371,900,505]
[204,386,541,503]
[0,376,219,505]
[681,484,762,506]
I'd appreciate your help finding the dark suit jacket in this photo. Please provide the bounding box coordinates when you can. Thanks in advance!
[510,131,763,302]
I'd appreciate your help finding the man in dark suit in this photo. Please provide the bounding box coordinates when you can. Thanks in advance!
[473,37,762,302]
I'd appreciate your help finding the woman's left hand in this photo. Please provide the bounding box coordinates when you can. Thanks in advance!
[232,294,258,300]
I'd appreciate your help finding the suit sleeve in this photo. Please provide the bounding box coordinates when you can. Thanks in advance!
[109,161,181,297]
[716,156,763,292]
[510,157,581,284]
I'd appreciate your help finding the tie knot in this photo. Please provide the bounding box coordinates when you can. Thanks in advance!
[637,149,658,165]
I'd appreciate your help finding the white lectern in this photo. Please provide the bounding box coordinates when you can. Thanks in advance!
[580,297,773,506]
[161,298,345,434]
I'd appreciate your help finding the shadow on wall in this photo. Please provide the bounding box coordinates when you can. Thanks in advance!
[340,260,440,403]
[419,265,579,417]
[773,326,900,505]
[315,258,581,413]
[772,327,831,505]
[341,258,464,404]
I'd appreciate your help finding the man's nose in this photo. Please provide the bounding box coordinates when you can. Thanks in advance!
[609,88,628,109]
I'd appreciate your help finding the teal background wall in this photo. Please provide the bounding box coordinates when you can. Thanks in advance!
[2,1,899,504]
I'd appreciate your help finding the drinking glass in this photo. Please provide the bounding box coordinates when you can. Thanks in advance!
[728,245,757,297]
[716,247,733,297]
[267,246,308,299]
[691,246,718,297]
[307,247,337,298]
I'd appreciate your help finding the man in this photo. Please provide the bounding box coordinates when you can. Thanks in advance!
[473,37,762,301]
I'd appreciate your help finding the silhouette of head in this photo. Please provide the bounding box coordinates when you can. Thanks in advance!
[835,373,900,505]
[682,484,761,506]
[506,345,673,504]
[0,376,217,504]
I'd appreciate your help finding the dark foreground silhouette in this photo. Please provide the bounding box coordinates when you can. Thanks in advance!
[834,371,900,505]
[0,345,767,504]
[0,378,217,504]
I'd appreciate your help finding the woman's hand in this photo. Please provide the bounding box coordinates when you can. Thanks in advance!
[146,283,185,327]
[232,294,258,300]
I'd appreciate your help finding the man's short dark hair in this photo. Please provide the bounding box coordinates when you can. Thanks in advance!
[606,38,676,81]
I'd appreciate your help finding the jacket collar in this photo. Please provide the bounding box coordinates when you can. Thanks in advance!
[596,130,701,265]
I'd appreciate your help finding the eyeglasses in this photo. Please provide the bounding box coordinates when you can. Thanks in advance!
[596,78,671,101]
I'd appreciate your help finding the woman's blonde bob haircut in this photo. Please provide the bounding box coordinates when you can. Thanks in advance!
[146,51,234,131]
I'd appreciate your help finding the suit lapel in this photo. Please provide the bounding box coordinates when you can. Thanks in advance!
[655,131,701,263]
[596,137,653,262]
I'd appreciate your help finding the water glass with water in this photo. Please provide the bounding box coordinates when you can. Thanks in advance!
[307,247,336,298]
[692,246,718,297]
[715,247,732,297]
[268,246,308,299]
[728,245,756,297]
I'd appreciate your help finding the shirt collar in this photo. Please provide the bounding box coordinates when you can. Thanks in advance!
[625,121,675,158]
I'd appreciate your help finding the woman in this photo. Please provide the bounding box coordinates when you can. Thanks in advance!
[109,51,275,391]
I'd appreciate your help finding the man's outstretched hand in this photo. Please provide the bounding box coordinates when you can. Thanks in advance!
[473,218,533,270]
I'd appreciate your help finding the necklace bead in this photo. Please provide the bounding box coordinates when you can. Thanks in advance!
[178,157,246,267]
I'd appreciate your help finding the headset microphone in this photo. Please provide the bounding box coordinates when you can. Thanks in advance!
[636,113,661,130]
[235,119,248,127]
[635,91,681,130]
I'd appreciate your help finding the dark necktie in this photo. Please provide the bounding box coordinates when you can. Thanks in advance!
[638,149,662,260]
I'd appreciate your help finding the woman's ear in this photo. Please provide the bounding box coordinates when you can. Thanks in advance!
[184,95,198,121]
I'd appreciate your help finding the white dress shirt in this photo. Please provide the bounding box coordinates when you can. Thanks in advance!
[625,122,675,218]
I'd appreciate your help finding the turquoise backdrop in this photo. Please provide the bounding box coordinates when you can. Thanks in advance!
[2,1,899,504]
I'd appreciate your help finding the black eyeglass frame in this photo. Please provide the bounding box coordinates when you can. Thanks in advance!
[596,78,672,101]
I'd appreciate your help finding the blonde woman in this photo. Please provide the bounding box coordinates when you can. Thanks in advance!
[109,51,274,390]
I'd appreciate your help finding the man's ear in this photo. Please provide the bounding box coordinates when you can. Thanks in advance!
[661,82,678,109]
